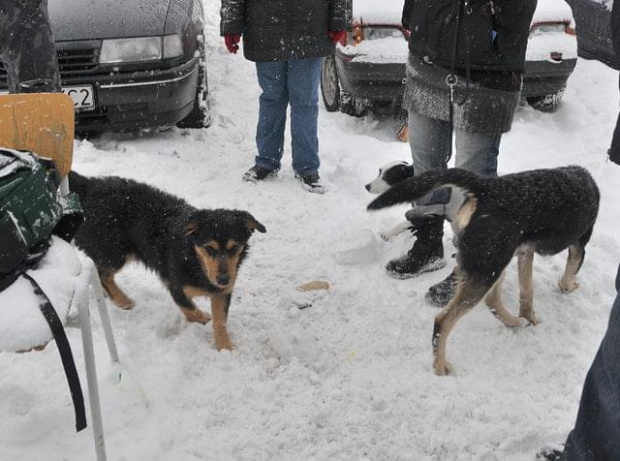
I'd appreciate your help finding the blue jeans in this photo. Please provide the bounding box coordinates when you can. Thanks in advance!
[562,264,620,460]
[254,58,323,176]
[407,110,501,214]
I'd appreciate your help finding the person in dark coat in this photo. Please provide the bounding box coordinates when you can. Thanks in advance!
[537,264,620,461]
[220,0,351,193]
[537,1,620,459]
[389,0,537,306]
[0,0,61,93]
[608,0,620,165]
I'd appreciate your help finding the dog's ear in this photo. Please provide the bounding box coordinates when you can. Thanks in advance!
[186,221,199,236]
[244,213,266,233]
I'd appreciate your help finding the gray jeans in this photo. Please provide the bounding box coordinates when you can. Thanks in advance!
[407,109,501,218]
[0,0,61,93]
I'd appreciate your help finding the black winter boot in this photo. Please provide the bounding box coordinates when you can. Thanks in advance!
[535,446,565,461]
[425,270,457,307]
[386,214,445,279]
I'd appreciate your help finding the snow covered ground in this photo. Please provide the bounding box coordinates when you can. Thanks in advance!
[1,2,620,460]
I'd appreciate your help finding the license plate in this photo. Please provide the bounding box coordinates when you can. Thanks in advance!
[63,85,95,111]
[0,85,95,110]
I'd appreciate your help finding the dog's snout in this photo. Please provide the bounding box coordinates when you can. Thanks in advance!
[217,273,230,286]
[365,184,371,191]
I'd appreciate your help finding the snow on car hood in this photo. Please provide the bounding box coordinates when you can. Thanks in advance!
[48,0,170,41]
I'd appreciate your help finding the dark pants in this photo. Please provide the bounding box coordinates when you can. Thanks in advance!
[562,264,620,460]
[609,76,620,165]
[0,0,61,93]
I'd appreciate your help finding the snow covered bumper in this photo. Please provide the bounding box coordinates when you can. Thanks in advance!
[334,52,406,102]
[63,57,199,133]
[521,58,577,98]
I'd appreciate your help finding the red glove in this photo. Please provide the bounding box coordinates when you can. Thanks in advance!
[327,30,347,45]
[224,34,241,54]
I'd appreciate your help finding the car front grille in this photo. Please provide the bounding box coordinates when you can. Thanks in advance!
[58,48,99,75]
[0,47,98,88]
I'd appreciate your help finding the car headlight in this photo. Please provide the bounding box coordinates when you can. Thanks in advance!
[163,34,183,59]
[100,35,183,64]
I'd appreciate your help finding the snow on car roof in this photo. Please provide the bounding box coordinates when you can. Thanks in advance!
[352,0,574,25]
[352,0,403,24]
[532,0,573,23]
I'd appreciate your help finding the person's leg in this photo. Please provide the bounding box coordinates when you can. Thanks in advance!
[562,284,620,459]
[386,110,451,278]
[253,61,289,173]
[2,0,61,93]
[409,110,452,172]
[454,128,501,177]
[287,57,323,177]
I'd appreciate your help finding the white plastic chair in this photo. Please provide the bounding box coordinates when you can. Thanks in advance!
[0,93,119,461]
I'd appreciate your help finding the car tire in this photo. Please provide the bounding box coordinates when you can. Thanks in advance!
[526,87,565,113]
[176,43,211,129]
[321,55,341,112]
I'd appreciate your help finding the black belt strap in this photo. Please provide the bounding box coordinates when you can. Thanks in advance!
[22,272,87,432]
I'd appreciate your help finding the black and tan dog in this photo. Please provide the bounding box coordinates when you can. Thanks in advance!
[368,166,599,375]
[69,171,265,351]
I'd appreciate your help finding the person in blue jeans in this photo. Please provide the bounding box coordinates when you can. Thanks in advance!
[537,264,620,460]
[254,59,323,187]
[220,0,351,194]
[392,0,537,305]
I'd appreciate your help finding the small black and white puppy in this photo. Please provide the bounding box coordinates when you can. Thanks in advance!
[365,161,414,240]
[365,160,413,194]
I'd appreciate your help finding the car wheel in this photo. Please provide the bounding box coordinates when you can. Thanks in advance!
[321,55,341,112]
[176,43,211,129]
[526,87,565,113]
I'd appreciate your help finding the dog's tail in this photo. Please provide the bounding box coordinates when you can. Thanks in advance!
[367,168,483,210]
[68,170,90,198]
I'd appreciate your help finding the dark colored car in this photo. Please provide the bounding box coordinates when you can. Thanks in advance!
[0,0,209,134]
[567,0,619,69]
[322,0,578,117]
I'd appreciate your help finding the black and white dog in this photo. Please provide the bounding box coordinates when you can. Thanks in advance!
[365,161,414,240]
[365,160,414,194]
[368,166,600,376]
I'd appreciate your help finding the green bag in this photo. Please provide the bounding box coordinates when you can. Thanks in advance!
[0,148,81,289]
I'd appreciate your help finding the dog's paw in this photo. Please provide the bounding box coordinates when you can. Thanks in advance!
[520,313,540,326]
[187,310,212,325]
[216,338,234,351]
[378,231,391,242]
[505,316,528,328]
[433,360,454,376]
[114,299,135,310]
[558,279,579,294]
